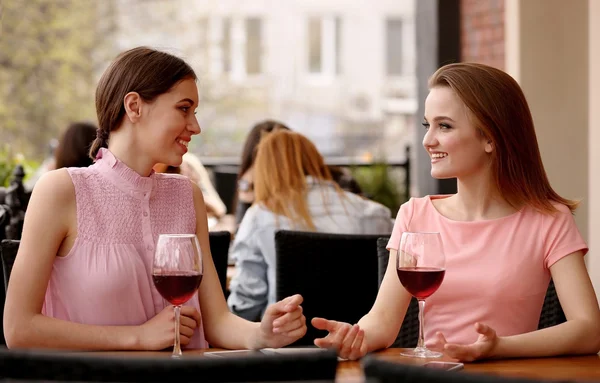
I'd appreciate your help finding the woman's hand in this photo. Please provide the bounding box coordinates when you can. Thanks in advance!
[137,305,202,350]
[312,317,368,360]
[255,294,307,349]
[433,322,499,362]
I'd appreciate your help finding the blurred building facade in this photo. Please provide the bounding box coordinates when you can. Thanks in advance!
[109,0,417,163]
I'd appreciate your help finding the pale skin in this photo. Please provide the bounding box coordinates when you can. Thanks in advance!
[3,78,306,350]
[312,86,600,361]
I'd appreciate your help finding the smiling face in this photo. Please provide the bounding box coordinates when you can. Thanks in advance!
[423,86,493,180]
[138,78,201,167]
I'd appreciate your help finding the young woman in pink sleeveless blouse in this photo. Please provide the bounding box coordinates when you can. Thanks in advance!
[312,63,600,361]
[3,47,307,350]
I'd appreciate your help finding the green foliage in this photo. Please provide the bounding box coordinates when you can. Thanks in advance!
[0,0,115,161]
[351,163,406,217]
[0,145,39,187]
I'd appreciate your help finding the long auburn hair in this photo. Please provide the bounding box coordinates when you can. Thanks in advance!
[429,62,578,213]
[237,119,291,182]
[253,130,341,230]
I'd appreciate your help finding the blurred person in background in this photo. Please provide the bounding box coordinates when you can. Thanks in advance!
[234,120,362,226]
[180,152,227,219]
[227,130,392,321]
[154,153,229,230]
[54,121,97,169]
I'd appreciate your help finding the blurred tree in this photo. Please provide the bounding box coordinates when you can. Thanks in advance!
[0,0,115,160]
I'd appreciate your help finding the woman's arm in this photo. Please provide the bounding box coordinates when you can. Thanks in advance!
[436,251,600,361]
[491,251,600,358]
[193,183,306,349]
[191,182,263,349]
[358,248,413,350]
[3,170,142,350]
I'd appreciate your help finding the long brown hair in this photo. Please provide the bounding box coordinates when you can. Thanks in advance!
[89,47,197,159]
[429,62,578,213]
[253,130,340,229]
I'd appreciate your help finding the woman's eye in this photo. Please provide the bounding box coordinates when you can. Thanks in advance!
[439,123,451,130]
[422,122,430,130]
[180,106,190,113]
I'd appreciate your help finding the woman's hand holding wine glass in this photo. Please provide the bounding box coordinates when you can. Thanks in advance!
[136,305,202,350]
[152,234,203,357]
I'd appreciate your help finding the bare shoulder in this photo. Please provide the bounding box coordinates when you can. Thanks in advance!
[30,168,75,205]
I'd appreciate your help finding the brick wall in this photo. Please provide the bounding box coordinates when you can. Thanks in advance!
[460,0,505,69]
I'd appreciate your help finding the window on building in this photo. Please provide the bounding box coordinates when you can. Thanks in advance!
[307,16,341,77]
[207,17,262,79]
[245,18,262,75]
[386,18,403,76]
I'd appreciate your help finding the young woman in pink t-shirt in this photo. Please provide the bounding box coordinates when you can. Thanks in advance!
[3,47,306,351]
[312,62,600,361]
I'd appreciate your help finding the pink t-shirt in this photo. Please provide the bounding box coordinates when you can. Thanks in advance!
[387,195,587,346]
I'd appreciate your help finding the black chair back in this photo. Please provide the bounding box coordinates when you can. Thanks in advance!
[0,239,19,346]
[209,231,232,297]
[0,348,338,382]
[275,230,382,346]
[1,239,19,292]
[376,237,419,348]
[538,279,566,329]
[362,355,547,383]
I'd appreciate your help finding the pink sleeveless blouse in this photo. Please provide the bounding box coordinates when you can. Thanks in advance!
[42,148,208,348]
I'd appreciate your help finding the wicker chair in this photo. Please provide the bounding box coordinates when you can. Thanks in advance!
[1,239,19,346]
[209,231,232,297]
[376,237,419,348]
[275,230,383,346]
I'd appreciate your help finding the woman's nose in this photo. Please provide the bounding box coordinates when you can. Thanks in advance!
[189,117,201,135]
[422,128,436,148]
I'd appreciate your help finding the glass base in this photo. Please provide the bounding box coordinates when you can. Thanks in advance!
[400,347,443,358]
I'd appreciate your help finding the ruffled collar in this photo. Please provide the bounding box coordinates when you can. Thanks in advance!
[95,148,155,196]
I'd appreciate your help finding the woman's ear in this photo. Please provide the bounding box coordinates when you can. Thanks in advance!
[485,139,494,153]
[123,92,142,123]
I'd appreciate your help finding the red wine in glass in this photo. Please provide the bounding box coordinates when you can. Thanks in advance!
[397,232,445,358]
[153,271,203,306]
[396,267,445,299]
[152,234,203,358]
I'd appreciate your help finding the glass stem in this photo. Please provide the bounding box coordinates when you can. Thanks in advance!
[173,305,182,358]
[417,299,426,350]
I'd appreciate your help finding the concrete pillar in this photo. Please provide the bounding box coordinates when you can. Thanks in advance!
[414,0,460,196]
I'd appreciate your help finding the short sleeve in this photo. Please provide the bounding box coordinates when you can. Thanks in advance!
[544,204,588,269]
[386,198,415,251]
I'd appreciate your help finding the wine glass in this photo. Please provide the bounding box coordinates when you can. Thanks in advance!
[396,231,446,358]
[152,234,203,358]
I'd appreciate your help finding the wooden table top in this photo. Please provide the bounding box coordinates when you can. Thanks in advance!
[95,348,600,382]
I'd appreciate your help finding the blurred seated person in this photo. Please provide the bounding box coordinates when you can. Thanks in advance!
[227,130,393,321]
[234,120,362,226]
[154,153,226,220]
[54,122,97,169]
